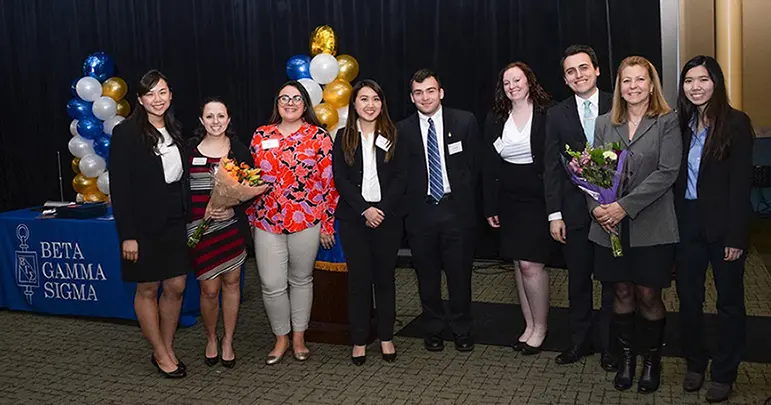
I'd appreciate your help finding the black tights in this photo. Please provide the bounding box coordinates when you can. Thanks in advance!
[612,282,665,320]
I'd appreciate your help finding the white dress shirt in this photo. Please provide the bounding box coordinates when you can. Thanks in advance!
[358,122,382,203]
[499,110,534,164]
[418,107,452,194]
[548,89,601,222]
[155,127,183,184]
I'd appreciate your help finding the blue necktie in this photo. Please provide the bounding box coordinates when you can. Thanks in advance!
[427,118,444,201]
[583,100,595,146]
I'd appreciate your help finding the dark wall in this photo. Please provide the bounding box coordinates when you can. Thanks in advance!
[0,0,661,212]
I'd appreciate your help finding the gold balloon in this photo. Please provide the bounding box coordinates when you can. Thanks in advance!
[83,189,108,203]
[313,103,339,131]
[322,79,353,109]
[71,158,81,174]
[102,77,128,101]
[310,25,337,56]
[72,173,97,194]
[335,55,359,82]
[116,99,131,117]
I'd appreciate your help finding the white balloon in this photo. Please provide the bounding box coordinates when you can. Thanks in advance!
[336,105,349,127]
[68,136,95,158]
[76,76,102,102]
[75,193,84,203]
[103,115,125,135]
[79,153,107,178]
[92,96,118,121]
[309,54,339,85]
[69,119,80,136]
[97,171,110,195]
[298,78,323,106]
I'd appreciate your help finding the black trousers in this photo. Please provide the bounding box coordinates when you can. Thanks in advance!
[407,198,474,337]
[339,216,403,345]
[676,200,746,384]
[564,226,615,349]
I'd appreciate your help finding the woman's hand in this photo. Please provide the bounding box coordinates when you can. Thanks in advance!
[486,216,500,228]
[592,205,619,234]
[208,207,235,222]
[363,207,384,228]
[122,240,138,262]
[320,232,336,249]
[724,247,743,262]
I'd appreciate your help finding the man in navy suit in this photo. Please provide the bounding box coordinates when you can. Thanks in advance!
[543,45,617,370]
[397,69,480,352]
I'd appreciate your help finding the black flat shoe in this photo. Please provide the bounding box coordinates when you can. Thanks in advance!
[221,355,236,369]
[424,335,445,352]
[600,350,619,372]
[351,355,366,366]
[177,360,186,372]
[519,343,542,356]
[454,334,474,352]
[204,355,218,367]
[151,355,186,378]
[512,341,527,352]
[555,344,594,365]
[382,352,397,362]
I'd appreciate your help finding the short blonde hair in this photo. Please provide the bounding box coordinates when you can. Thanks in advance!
[611,56,671,125]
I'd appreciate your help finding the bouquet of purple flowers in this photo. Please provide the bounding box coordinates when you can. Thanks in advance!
[563,142,628,257]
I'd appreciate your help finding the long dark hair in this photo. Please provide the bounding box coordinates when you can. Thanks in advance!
[677,55,732,160]
[492,62,551,122]
[341,80,397,165]
[268,81,323,127]
[127,70,183,152]
[192,96,236,142]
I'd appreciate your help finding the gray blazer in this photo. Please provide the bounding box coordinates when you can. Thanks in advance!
[588,111,682,247]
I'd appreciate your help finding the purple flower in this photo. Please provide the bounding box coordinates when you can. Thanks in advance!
[568,158,581,174]
[580,152,591,166]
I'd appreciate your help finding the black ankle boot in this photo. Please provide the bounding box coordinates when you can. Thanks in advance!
[637,317,666,394]
[612,313,636,391]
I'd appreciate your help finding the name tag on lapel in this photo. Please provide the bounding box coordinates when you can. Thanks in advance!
[448,141,463,155]
[375,136,391,152]
[261,139,279,150]
[192,157,208,166]
[493,137,504,154]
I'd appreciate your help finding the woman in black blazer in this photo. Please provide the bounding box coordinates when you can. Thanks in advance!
[482,62,557,354]
[674,55,754,403]
[110,70,190,378]
[332,79,406,365]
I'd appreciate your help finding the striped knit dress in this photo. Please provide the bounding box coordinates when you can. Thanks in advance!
[186,148,247,280]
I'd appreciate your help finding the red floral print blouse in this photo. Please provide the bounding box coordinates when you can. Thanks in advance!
[247,122,338,235]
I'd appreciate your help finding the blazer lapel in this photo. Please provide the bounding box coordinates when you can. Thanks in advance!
[598,91,613,115]
[411,114,429,185]
[442,109,456,184]
[564,98,585,145]
[374,132,387,185]
[627,117,656,147]
[614,122,632,148]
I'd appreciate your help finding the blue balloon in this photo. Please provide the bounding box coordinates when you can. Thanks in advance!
[93,136,111,159]
[66,98,93,120]
[286,55,312,80]
[82,52,116,83]
[77,118,104,140]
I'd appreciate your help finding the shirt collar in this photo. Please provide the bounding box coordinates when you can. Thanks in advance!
[418,106,443,124]
[575,88,600,109]
[356,119,376,138]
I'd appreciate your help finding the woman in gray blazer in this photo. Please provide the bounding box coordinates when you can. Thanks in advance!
[589,56,682,394]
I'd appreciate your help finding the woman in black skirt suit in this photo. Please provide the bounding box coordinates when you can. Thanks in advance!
[483,62,557,355]
[110,70,191,378]
[590,56,681,393]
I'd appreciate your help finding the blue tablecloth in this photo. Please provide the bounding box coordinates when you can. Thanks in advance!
[0,207,200,325]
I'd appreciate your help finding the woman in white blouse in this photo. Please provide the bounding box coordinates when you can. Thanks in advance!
[483,62,557,355]
[110,70,190,378]
[332,80,407,365]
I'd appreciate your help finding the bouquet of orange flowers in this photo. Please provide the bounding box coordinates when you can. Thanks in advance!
[187,157,265,248]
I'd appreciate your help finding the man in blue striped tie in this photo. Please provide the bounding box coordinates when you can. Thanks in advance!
[396,69,480,353]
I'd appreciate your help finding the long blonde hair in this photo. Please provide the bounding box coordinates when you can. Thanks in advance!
[610,56,671,125]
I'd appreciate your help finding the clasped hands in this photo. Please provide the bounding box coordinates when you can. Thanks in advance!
[364,206,385,229]
[592,202,626,234]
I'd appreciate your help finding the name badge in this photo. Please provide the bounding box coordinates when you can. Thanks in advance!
[493,137,504,154]
[261,139,279,150]
[448,141,463,155]
[375,136,391,151]
[192,157,208,166]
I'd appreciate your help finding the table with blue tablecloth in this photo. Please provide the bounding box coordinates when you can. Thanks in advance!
[0,207,200,325]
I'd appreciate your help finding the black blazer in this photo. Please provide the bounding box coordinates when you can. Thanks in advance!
[673,109,755,249]
[543,92,613,229]
[482,105,552,218]
[332,128,407,221]
[109,119,191,242]
[396,107,480,229]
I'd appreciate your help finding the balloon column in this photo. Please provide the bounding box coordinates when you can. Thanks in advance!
[67,52,129,202]
[285,25,360,138]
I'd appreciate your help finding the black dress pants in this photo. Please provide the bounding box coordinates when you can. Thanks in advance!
[339,216,403,345]
[676,200,746,384]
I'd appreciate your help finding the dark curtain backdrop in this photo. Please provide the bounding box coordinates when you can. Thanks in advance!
[0,0,661,257]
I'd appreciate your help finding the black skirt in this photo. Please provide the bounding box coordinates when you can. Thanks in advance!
[121,181,191,283]
[594,218,675,288]
[497,162,558,263]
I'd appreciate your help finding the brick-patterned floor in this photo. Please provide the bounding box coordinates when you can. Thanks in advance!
[1,247,771,404]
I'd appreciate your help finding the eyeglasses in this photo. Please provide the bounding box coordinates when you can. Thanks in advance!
[277,95,304,105]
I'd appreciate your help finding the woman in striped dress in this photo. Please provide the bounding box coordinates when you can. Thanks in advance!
[187,98,265,368]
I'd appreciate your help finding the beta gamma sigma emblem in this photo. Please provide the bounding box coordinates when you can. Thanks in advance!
[15,224,39,304]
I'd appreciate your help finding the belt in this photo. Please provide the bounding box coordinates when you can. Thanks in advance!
[424,193,453,205]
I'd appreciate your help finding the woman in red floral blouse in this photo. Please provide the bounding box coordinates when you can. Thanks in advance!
[248,81,338,364]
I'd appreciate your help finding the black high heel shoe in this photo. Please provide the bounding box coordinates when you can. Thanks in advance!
[151,355,186,378]
[351,355,366,366]
[221,347,236,369]
[205,340,219,366]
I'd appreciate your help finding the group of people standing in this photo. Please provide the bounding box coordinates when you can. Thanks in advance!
[109,43,753,403]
